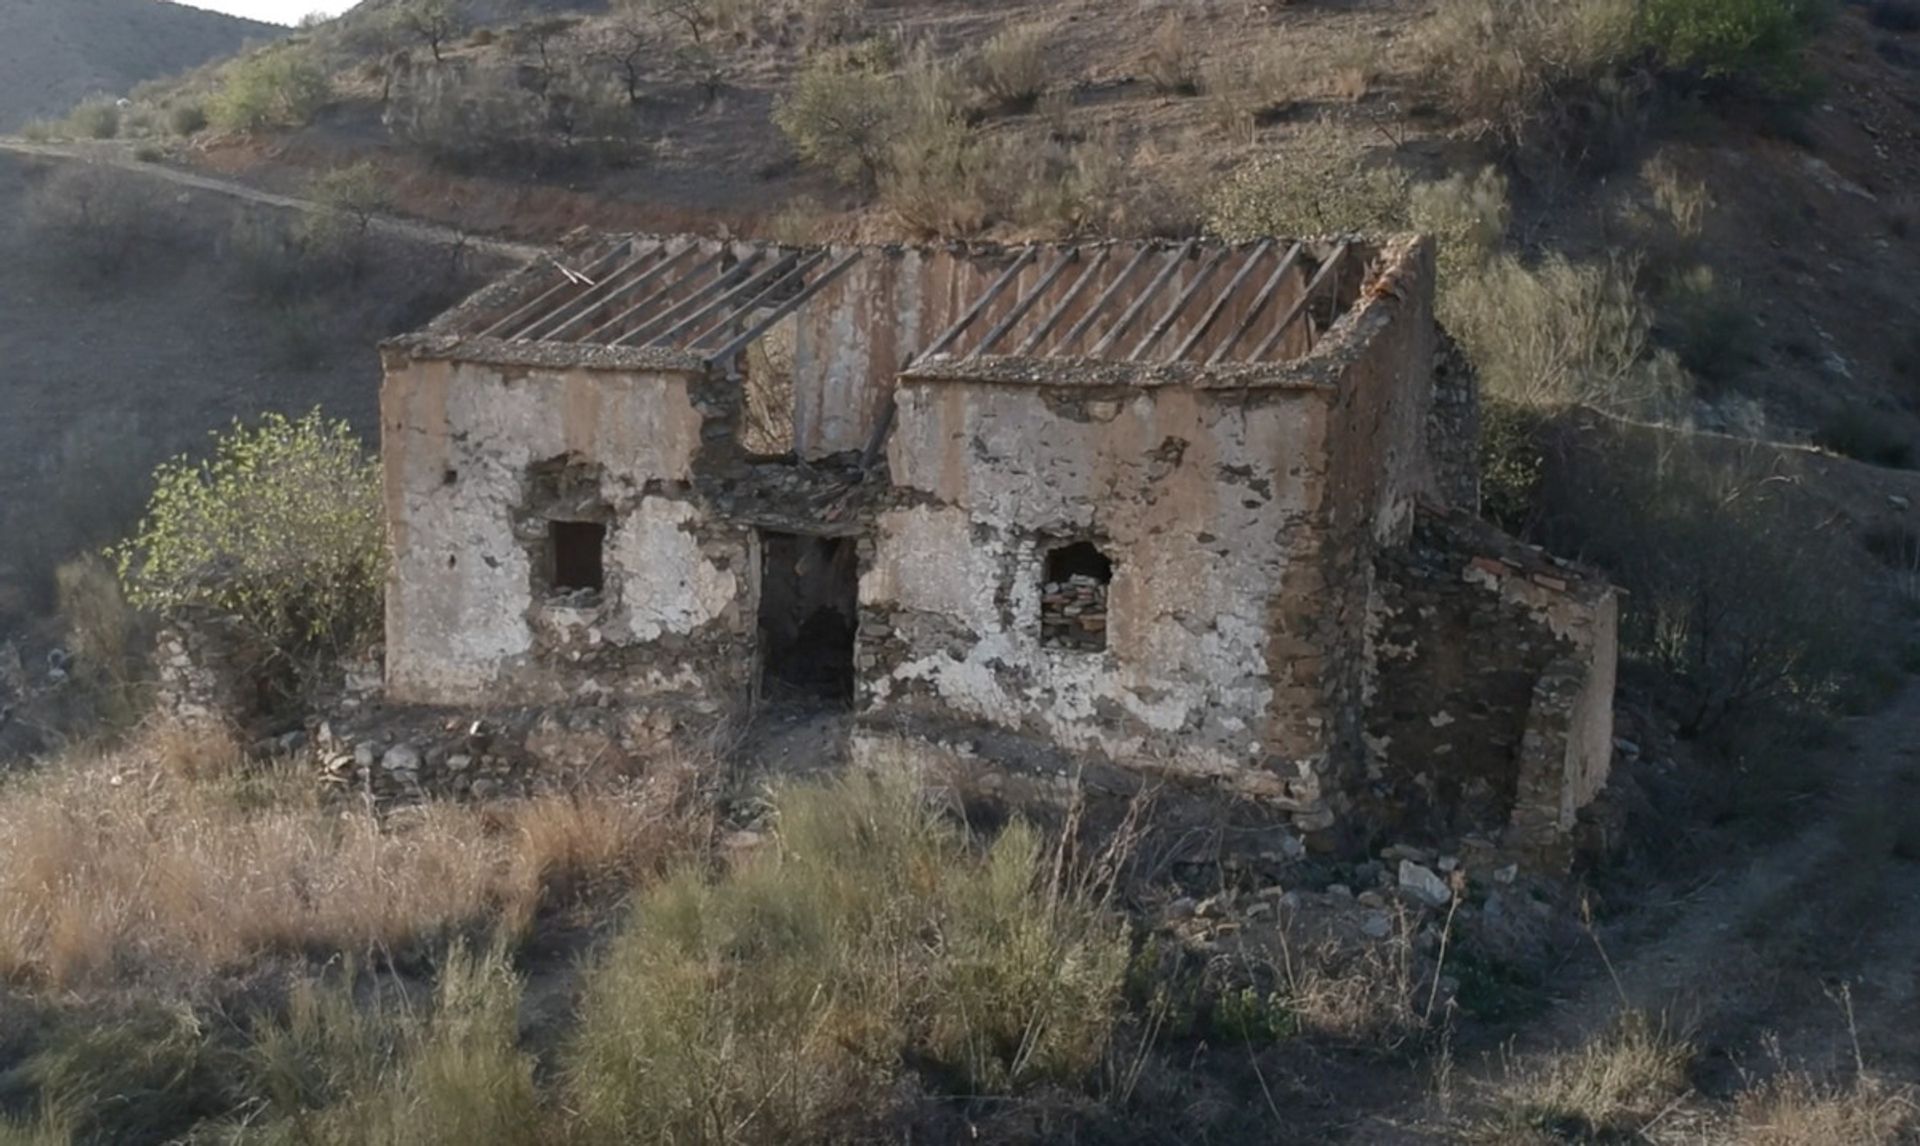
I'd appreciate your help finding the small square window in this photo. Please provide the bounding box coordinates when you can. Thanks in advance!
[549,520,606,594]
[1040,541,1113,652]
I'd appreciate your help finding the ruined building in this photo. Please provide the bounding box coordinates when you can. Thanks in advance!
[380,233,1618,856]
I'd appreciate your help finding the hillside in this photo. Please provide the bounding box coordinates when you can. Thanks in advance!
[3,1,1920,1143]
[0,0,281,130]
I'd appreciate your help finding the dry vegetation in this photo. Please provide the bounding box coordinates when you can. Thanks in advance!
[0,720,707,988]
[7,0,1920,1141]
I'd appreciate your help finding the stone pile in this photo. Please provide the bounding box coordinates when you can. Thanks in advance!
[313,718,531,801]
[1040,574,1108,650]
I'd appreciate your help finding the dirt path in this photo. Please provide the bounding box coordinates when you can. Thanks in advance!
[1518,684,1920,1100]
[0,138,547,262]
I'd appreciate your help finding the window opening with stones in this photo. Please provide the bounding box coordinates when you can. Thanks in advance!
[758,530,857,702]
[518,455,612,608]
[1041,541,1113,651]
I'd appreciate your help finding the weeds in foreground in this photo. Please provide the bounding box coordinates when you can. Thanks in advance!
[0,721,707,986]
[565,770,1130,1143]
[1476,1009,1694,1142]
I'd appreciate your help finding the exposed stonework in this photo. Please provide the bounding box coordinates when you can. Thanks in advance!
[379,232,1617,859]
[1366,509,1618,861]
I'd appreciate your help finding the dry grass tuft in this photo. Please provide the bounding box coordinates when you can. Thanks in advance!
[1478,1009,1693,1141]
[0,722,708,987]
[1412,0,1638,149]
[1734,1071,1918,1146]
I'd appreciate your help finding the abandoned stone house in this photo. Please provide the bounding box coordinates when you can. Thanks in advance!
[380,232,1618,855]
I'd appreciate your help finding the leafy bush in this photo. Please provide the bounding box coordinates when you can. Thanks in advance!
[1639,0,1832,93]
[1408,164,1511,284]
[112,410,384,662]
[303,161,393,273]
[168,102,208,136]
[64,98,121,140]
[23,164,174,281]
[209,47,331,132]
[567,771,1128,1142]
[1444,252,1687,415]
[774,53,903,188]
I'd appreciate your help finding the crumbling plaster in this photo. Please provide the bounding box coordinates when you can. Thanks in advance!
[864,379,1333,795]
[382,356,746,704]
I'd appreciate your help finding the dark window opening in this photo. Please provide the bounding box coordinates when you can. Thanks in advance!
[1041,541,1113,652]
[758,530,857,703]
[549,520,606,597]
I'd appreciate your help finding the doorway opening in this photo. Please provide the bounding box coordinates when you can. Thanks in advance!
[758,530,858,703]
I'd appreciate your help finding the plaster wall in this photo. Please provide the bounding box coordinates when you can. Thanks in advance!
[864,379,1333,795]
[381,357,749,705]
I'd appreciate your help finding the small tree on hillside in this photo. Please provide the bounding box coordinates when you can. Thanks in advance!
[112,411,386,675]
[394,0,466,63]
[304,161,393,276]
[774,56,902,188]
[596,10,653,107]
[647,0,717,47]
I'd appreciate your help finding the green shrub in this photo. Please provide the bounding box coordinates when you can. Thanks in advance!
[64,98,121,140]
[23,164,173,280]
[111,410,385,662]
[168,102,208,136]
[19,119,56,142]
[567,772,1128,1142]
[1639,0,1832,93]
[1444,252,1687,415]
[239,947,541,1145]
[210,48,331,132]
[19,1001,237,1145]
[1655,264,1754,381]
[774,53,903,188]
[302,161,393,272]
[1408,164,1511,284]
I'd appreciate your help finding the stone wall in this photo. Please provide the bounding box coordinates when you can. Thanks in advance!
[154,615,262,727]
[1364,510,1618,860]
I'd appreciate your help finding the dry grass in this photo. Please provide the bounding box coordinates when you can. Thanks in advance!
[0,721,708,987]
[971,20,1054,113]
[1734,1071,1918,1145]
[1275,910,1437,1049]
[1142,14,1198,95]
[565,770,1130,1143]
[1412,0,1638,149]
[1476,1009,1693,1141]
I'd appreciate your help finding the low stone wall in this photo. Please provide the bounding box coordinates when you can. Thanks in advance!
[154,616,264,727]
